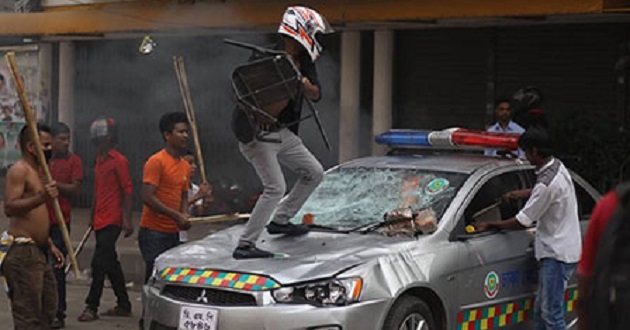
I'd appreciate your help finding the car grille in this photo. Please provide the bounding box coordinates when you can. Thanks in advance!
[162,285,257,306]
[150,321,176,330]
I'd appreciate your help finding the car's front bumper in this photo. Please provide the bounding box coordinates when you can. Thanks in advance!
[143,285,389,330]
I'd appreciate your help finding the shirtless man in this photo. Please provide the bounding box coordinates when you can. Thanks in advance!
[2,123,65,329]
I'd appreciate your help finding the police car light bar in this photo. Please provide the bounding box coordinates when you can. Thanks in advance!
[375,128,521,150]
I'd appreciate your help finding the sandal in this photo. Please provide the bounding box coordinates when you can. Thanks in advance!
[77,308,99,322]
[102,306,132,317]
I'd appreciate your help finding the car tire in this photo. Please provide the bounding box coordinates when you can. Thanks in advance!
[382,295,436,330]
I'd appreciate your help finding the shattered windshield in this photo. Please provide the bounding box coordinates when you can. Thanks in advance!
[289,167,467,231]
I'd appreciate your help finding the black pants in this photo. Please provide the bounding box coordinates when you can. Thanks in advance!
[49,225,68,321]
[84,225,131,312]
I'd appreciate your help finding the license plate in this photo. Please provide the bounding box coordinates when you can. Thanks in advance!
[179,306,218,330]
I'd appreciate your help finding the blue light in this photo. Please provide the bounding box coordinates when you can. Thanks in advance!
[375,130,432,147]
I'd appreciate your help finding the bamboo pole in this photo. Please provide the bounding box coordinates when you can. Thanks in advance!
[65,226,92,275]
[173,56,207,183]
[5,52,81,278]
[188,213,250,225]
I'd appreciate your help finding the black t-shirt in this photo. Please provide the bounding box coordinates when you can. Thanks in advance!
[231,46,321,144]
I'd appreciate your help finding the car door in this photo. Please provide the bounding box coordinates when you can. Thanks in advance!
[452,168,538,330]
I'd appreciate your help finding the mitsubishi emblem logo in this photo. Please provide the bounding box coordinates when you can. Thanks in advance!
[196,289,209,304]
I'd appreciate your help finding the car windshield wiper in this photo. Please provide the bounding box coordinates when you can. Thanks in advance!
[307,224,350,234]
[349,222,384,234]
[351,207,434,235]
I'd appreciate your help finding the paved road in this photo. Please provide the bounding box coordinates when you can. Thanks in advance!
[0,281,142,329]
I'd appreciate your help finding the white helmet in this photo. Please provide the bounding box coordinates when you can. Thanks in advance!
[278,6,334,62]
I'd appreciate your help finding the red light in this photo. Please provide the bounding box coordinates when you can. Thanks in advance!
[451,129,520,150]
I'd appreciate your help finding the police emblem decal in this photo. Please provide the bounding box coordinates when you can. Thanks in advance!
[484,271,500,299]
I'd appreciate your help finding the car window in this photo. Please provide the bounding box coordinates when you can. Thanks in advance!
[288,166,467,231]
[522,169,536,189]
[462,171,526,226]
[573,179,596,221]
[528,169,596,221]
[496,169,596,222]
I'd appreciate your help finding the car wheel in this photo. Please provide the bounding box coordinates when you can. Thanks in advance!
[382,295,436,330]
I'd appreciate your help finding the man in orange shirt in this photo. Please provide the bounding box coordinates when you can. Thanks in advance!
[138,112,192,285]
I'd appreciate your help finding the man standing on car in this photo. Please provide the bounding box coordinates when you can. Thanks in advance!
[47,122,83,329]
[476,127,581,330]
[231,6,333,259]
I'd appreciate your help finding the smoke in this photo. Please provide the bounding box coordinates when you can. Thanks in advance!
[73,32,342,210]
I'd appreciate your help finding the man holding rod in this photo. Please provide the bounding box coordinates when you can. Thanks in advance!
[2,124,65,329]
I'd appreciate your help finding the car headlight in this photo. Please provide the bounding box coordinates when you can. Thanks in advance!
[272,277,362,306]
[148,268,165,291]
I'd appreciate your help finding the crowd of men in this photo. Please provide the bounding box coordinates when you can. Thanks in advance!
[0,111,217,329]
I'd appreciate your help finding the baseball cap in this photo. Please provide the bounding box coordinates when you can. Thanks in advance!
[90,117,117,140]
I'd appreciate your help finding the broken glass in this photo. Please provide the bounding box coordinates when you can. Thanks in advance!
[289,166,467,231]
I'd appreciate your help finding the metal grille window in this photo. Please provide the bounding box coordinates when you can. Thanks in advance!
[14,0,41,12]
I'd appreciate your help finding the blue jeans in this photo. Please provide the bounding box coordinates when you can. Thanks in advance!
[138,227,180,284]
[534,258,577,330]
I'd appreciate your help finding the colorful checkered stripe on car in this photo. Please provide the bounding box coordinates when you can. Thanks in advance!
[159,267,280,291]
[457,288,578,330]
[563,288,578,313]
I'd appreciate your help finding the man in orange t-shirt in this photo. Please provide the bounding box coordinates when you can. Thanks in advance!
[138,112,192,286]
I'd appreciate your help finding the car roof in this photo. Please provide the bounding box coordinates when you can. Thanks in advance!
[338,154,526,174]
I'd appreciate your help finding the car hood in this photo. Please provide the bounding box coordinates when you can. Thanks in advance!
[154,225,417,284]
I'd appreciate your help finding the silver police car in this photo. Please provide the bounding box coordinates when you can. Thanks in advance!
[143,152,598,330]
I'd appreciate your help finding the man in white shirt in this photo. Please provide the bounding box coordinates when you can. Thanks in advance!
[485,98,525,158]
[476,127,581,330]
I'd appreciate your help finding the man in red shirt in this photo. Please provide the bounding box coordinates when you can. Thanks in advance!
[78,117,133,322]
[577,190,618,330]
[47,122,83,329]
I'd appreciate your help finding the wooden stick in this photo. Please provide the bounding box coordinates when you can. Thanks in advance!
[173,56,207,183]
[189,213,250,224]
[65,226,92,275]
[5,52,81,278]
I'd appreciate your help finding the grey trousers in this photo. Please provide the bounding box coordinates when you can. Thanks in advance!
[238,129,324,246]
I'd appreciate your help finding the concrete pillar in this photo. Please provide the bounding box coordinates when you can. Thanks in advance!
[37,43,53,123]
[58,42,75,135]
[372,30,394,156]
[338,31,361,163]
